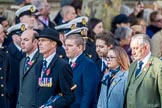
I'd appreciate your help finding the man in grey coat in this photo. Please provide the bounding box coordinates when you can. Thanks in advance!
[17,29,42,108]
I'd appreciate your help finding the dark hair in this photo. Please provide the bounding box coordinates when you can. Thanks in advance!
[95,31,114,46]
[150,11,160,22]
[70,0,82,15]
[87,18,102,41]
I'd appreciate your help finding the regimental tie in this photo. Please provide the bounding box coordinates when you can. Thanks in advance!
[135,61,144,77]
[24,56,30,74]
[41,60,47,78]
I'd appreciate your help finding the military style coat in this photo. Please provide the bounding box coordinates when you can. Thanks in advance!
[35,54,75,108]
[0,48,10,108]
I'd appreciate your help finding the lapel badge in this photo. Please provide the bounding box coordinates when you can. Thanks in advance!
[112,81,116,86]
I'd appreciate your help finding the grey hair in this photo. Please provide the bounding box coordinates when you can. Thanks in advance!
[131,34,150,47]
[32,0,44,10]
[114,26,132,39]
[60,5,73,18]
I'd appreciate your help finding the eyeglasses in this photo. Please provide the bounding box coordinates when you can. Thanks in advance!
[106,56,116,61]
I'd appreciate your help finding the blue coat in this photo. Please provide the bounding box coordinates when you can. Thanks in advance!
[107,71,128,108]
[71,53,99,108]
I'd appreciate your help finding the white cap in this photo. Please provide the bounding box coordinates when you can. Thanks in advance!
[65,27,88,37]
[7,23,29,36]
[15,5,37,17]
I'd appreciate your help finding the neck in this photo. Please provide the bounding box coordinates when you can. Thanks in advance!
[44,48,56,58]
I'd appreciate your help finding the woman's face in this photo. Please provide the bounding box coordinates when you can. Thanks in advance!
[107,50,120,69]
[93,22,104,34]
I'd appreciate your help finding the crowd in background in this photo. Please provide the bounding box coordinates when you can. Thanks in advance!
[0,0,162,108]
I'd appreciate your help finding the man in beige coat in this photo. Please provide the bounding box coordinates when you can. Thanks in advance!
[124,34,162,108]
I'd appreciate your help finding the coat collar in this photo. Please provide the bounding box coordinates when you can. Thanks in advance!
[71,53,85,70]
[127,56,154,89]
[108,71,126,97]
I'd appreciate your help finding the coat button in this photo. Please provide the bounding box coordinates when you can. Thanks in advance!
[0,68,2,70]
[0,77,3,79]
[1,94,4,96]
[1,84,4,87]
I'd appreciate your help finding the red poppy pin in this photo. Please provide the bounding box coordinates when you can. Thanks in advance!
[71,62,76,68]
[146,62,152,67]
[144,62,152,71]
[46,69,51,76]
[28,60,35,66]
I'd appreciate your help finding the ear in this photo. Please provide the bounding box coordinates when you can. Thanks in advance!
[78,44,83,50]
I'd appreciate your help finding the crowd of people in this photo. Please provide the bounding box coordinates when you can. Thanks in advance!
[0,0,162,108]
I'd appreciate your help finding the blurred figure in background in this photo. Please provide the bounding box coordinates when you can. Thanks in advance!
[111,14,130,34]
[32,0,55,28]
[114,26,132,62]
[131,18,146,35]
[146,11,162,38]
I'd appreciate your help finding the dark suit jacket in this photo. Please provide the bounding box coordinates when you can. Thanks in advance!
[0,48,10,108]
[7,42,25,108]
[70,53,99,108]
[17,51,42,108]
[35,54,74,108]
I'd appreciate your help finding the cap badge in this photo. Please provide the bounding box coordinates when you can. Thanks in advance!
[21,24,26,31]
[71,24,76,30]
[82,18,87,25]
[30,6,35,13]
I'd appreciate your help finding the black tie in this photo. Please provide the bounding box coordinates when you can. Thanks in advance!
[69,61,72,67]
[24,56,30,74]
[135,61,144,77]
[41,60,47,77]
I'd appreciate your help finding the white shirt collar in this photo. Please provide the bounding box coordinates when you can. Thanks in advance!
[139,52,151,69]
[44,52,56,67]
[26,48,38,61]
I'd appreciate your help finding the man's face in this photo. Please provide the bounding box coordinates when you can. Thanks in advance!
[21,30,37,54]
[20,15,35,28]
[130,39,146,61]
[65,39,80,59]
[66,7,77,21]
[38,38,56,55]
[152,14,162,28]
[96,39,111,58]
[40,0,50,16]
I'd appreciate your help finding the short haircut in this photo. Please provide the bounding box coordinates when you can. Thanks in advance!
[32,0,44,10]
[60,5,74,18]
[95,31,114,46]
[114,26,132,40]
[131,34,150,47]
[66,33,84,47]
[150,11,160,22]
[109,46,130,70]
